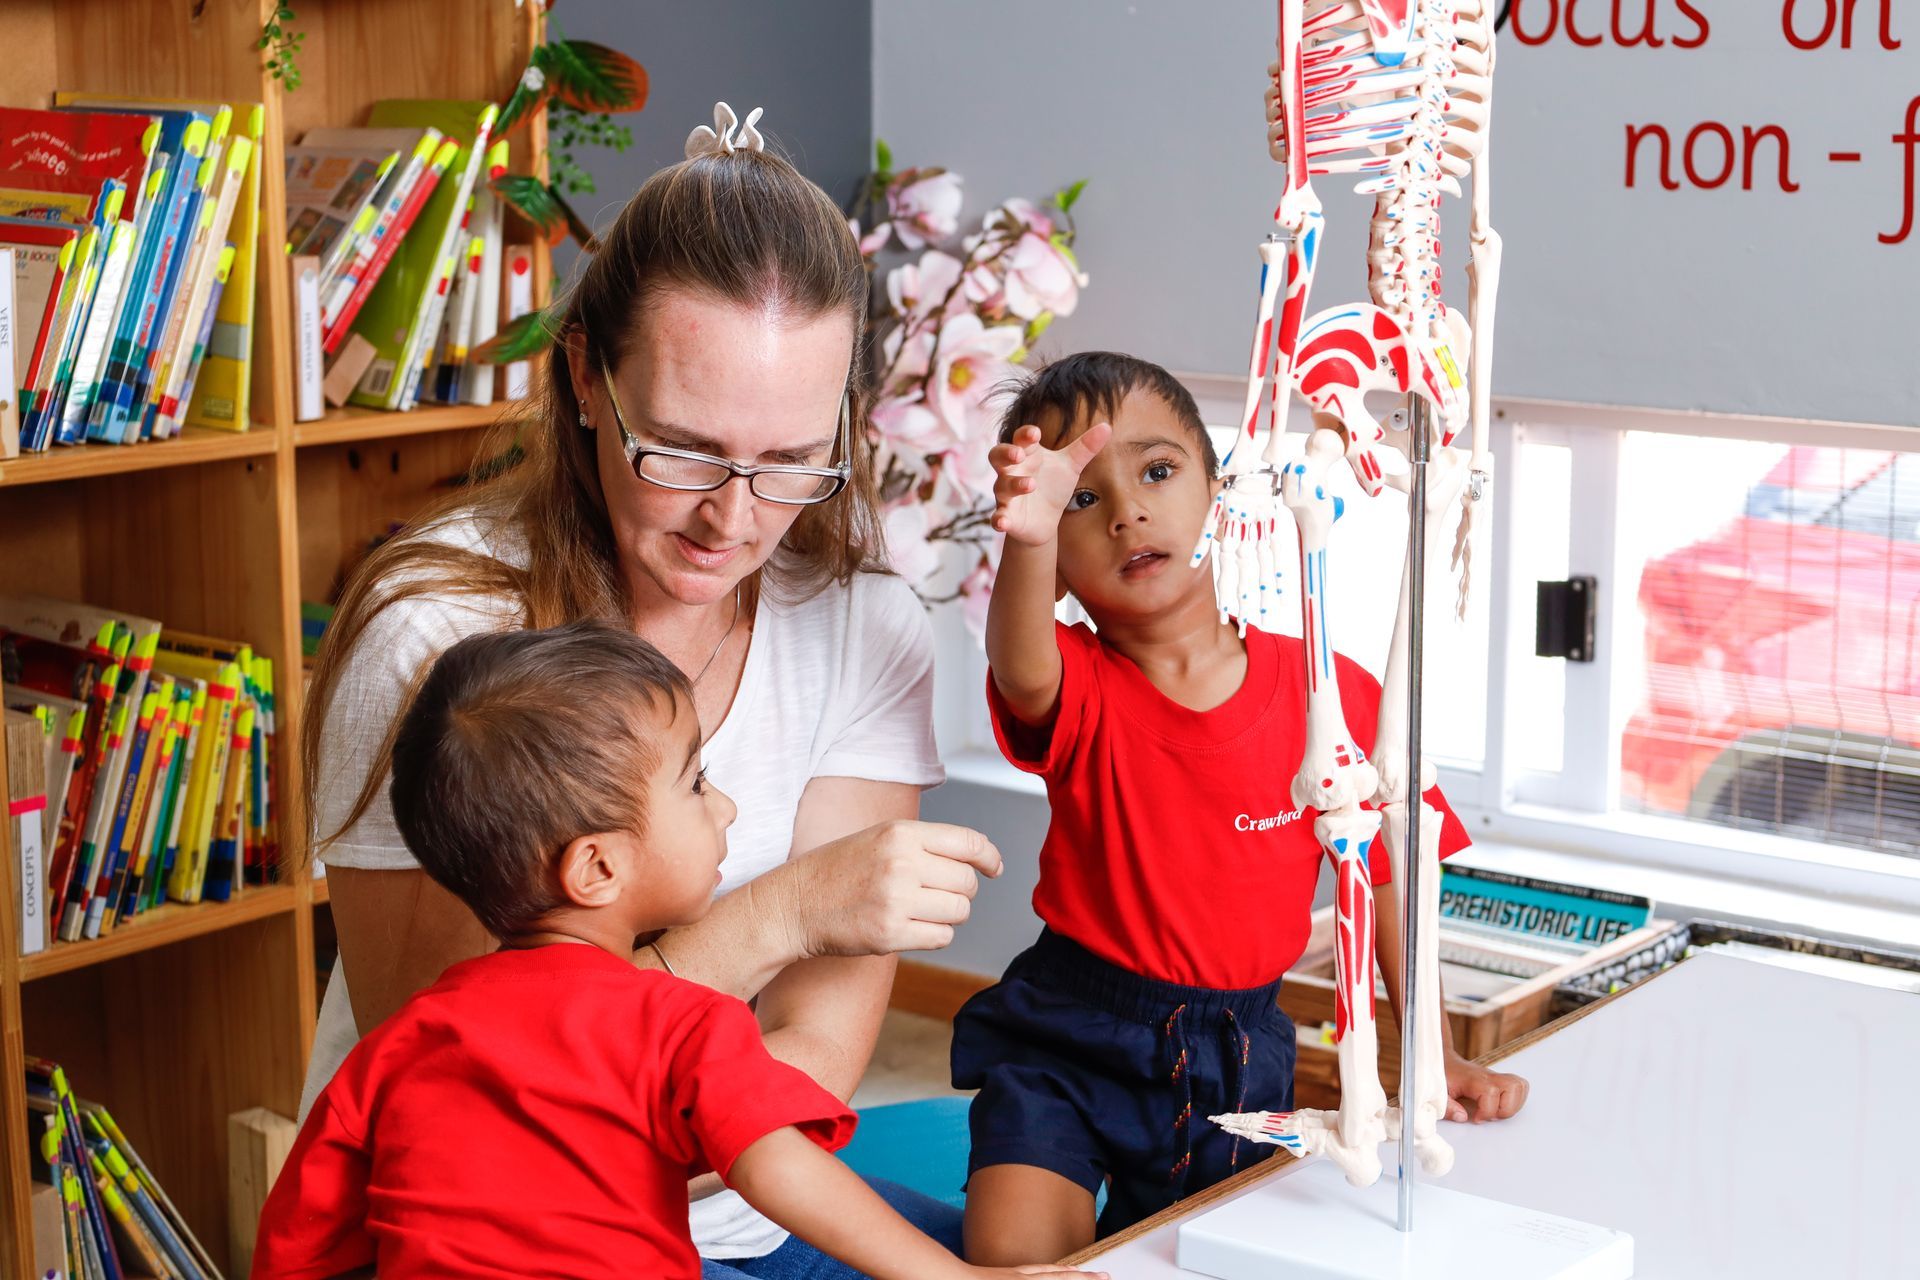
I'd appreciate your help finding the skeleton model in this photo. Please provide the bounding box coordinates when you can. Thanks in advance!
[1197,0,1501,1189]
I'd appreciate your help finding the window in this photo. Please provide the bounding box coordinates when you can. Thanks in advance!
[1616,435,1920,859]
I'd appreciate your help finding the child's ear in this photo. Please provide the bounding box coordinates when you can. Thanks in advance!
[556,832,626,909]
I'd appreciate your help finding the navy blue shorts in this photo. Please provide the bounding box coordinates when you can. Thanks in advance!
[950,930,1296,1237]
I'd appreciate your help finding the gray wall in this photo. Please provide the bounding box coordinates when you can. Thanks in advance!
[550,0,873,280]
[874,0,1920,426]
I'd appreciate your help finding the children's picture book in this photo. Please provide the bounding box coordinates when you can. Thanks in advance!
[284,141,401,290]
[300,126,443,347]
[1439,863,1654,952]
[349,99,499,410]
[57,93,266,435]
[0,106,154,224]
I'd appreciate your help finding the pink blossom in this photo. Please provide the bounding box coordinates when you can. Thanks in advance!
[1001,230,1085,320]
[886,251,964,320]
[888,170,964,250]
[930,313,1023,449]
[994,198,1056,239]
[870,393,957,462]
[883,500,941,589]
[849,216,892,257]
[880,321,935,394]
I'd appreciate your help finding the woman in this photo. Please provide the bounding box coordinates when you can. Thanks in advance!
[302,109,991,1278]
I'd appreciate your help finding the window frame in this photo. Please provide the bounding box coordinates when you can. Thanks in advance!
[929,375,1920,926]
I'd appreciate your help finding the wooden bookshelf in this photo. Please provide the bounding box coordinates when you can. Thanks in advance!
[0,1,552,1273]
[292,398,529,447]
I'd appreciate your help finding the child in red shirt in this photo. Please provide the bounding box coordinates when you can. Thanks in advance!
[953,354,1530,1266]
[253,621,1102,1280]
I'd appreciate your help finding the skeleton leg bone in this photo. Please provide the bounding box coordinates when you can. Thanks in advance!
[1379,795,1455,1177]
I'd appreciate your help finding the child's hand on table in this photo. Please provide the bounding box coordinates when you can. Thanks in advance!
[1443,1049,1529,1122]
[989,422,1113,546]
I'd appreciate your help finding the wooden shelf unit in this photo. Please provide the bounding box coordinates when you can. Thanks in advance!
[0,1,552,1273]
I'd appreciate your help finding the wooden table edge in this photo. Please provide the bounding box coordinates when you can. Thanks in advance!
[1062,957,1685,1267]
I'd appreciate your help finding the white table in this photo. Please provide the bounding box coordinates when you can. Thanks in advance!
[1075,951,1920,1279]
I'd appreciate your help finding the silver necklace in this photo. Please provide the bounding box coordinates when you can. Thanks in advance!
[690,587,742,685]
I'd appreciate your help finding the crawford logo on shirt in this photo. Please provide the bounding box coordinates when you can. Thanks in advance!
[1235,807,1306,833]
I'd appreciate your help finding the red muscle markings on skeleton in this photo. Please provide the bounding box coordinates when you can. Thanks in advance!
[1199,0,1504,1189]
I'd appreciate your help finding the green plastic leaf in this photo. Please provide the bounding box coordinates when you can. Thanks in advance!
[472,309,556,365]
[550,186,600,251]
[491,175,568,244]
[1024,312,1055,344]
[497,45,554,136]
[1056,178,1087,212]
[545,39,650,114]
[875,138,893,173]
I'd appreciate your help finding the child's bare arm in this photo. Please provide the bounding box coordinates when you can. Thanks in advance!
[728,1127,1107,1280]
[985,423,1112,724]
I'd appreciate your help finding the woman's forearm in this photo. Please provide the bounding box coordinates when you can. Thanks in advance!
[635,865,807,1002]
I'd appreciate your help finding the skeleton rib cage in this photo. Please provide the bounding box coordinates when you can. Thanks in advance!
[1199,0,1504,1190]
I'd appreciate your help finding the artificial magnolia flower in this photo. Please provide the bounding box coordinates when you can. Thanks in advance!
[888,170,963,250]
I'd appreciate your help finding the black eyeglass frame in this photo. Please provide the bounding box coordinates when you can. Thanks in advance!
[598,366,852,507]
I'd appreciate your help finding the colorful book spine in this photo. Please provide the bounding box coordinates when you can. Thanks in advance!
[169,244,234,433]
[156,682,206,911]
[18,233,82,450]
[147,129,251,439]
[203,702,253,902]
[29,185,123,446]
[126,109,228,442]
[327,137,455,358]
[186,100,262,433]
[51,626,131,940]
[119,688,184,924]
[91,116,208,444]
[318,131,441,333]
[84,681,165,938]
[53,214,136,446]
[43,626,117,923]
[167,662,237,904]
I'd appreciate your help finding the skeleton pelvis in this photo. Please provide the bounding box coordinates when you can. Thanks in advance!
[1291,303,1470,488]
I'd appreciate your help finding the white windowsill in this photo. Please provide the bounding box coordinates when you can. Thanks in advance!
[934,749,1920,950]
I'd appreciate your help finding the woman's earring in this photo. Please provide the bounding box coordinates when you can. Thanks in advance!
[578,411,590,430]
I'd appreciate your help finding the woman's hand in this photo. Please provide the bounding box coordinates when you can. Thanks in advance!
[781,820,1003,959]
[1443,1049,1530,1122]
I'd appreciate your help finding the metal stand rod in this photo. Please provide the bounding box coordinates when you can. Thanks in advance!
[1397,395,1431,1233]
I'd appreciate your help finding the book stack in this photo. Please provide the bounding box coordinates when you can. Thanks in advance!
[0,95,264,456]
[290,99,522,414]
[0,595,278,957]
[27,1057,223,1280]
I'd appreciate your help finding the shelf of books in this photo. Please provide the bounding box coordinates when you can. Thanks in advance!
[0,426,280,487]
[0,0,552,1273]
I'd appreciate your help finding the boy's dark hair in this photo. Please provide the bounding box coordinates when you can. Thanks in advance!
[997,351,1218,476]
[389,621,692,939]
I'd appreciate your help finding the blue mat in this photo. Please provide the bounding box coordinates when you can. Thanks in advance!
[840,1096,972,1209]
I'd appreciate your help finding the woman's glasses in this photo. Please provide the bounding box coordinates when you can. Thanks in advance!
[599,366,850,506]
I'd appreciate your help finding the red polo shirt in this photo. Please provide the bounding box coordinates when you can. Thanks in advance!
[990,622,1469,989]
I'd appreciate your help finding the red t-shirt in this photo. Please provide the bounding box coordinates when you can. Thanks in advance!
[251,945,855,1280]
[990,623,1470,989]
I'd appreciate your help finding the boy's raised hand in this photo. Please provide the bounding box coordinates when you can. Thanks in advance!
[990,422,1114,546]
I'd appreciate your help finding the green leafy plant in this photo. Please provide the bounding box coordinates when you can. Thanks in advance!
[477,20,649,365]
[258,6,305,92]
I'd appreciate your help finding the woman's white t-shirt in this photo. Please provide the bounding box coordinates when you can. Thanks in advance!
[301,512,945,1259]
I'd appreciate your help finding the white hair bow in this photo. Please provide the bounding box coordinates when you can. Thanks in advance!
[685,101,766,160]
